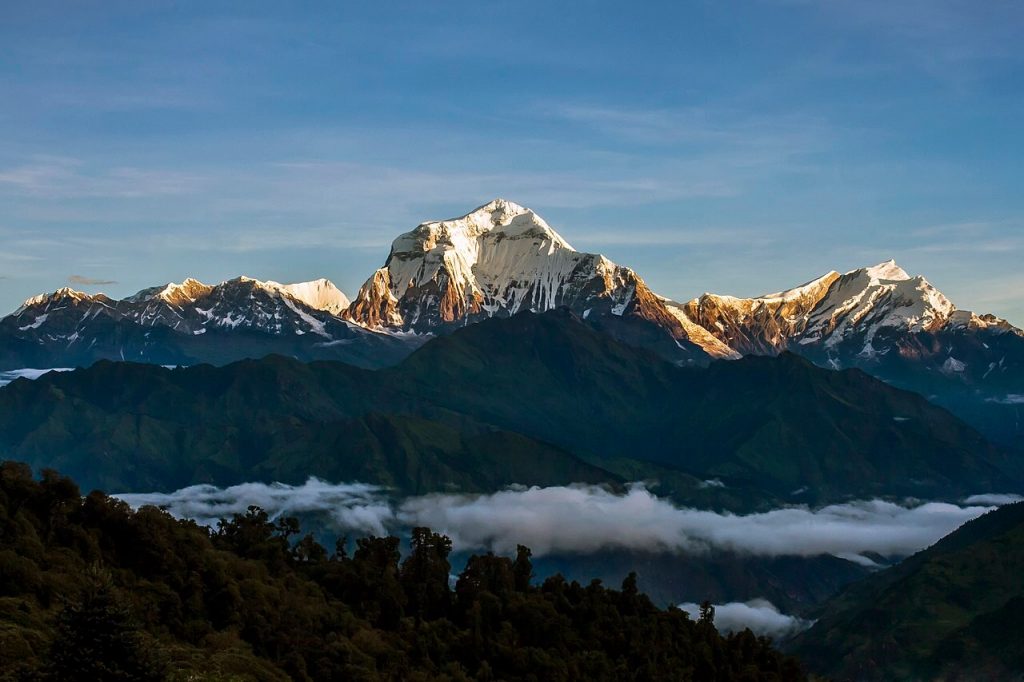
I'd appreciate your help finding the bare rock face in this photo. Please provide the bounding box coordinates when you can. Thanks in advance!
[681,271,842,356]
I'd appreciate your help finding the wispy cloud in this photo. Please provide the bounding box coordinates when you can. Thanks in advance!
[68,274,118,286]
[906,219,1024,254]
[580,226,776,249]
[542,103,831,165]
[0,251,44,263]
[956,273,1024,307]
[0,156,203,199]
[779,0,1024,76]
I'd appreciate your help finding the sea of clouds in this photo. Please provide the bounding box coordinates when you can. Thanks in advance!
[115,480,1021,564]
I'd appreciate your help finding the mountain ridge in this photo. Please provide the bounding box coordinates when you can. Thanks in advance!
[3,199,1021,448]
[0,274,411,370]
[0,309,1016,504]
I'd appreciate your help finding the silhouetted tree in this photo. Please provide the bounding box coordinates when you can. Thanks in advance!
[45,565,165,681]
[400,527,452,621]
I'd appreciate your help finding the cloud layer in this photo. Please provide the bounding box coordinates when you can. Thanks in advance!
[678,599,812,639]
[963,493,1024,506]
[116,479,394,536]
[114,480,1016,563]
[398,485,995,560]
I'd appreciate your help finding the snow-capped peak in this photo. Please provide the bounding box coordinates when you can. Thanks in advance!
[757,271,842,302]
[276,279,350,315]
[799,260,954,347]
[15,287,93,314]
[127,278,213,305]
[369,198,582,312]
[210,276,349,315]
[389,198,575,262]
[677,258,964,358]
[861,259,911,284]
[346,199,687,341]
[117,275,351,317]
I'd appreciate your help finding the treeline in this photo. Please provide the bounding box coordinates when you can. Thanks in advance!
[0,462,805,681]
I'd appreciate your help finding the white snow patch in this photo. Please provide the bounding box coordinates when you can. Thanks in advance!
[18,313,49,331]
[941,357,967,374]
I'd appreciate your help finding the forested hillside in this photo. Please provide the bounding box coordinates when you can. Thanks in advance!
[792,501,1024,681]
[0,462,804,681]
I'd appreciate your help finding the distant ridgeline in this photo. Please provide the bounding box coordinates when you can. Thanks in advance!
[2,200,1022,448]
[0,462,805,681]
[0,310,1018,507]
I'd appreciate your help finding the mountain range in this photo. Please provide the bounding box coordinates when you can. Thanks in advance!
[2,200,1022,679]
[4,307,1019,616]
[0,309,1016,505]
[2,199,1022,448]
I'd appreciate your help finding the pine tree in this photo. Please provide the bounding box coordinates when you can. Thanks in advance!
[45,565,166,681]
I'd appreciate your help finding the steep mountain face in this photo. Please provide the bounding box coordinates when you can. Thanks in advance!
[345,199,709,361]
[0,277,411,370]
[683,260,962,358]
[0,310,1016,504]
[792,502,1024,681]
[680,260,1024,448]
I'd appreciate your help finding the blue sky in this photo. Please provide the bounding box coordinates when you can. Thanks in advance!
[1,0,1022,322]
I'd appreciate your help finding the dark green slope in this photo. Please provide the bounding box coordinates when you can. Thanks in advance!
[798,325,1024,451]
[0,310,1017,503]
[0,357,614,494]
[384,308,681,464]
[791,502,1024,681]
[678,354,1019,501]
[532,550,869,612]
[384,310,1019,502]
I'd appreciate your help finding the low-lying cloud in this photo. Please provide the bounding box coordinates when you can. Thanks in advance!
[116,479,394,536]
[963,493,1023,506]
[398,484,995,560]
[114,480,1017,564]
[678,599,812,639]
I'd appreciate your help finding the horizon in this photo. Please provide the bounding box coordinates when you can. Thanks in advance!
[2,1,1022,323]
